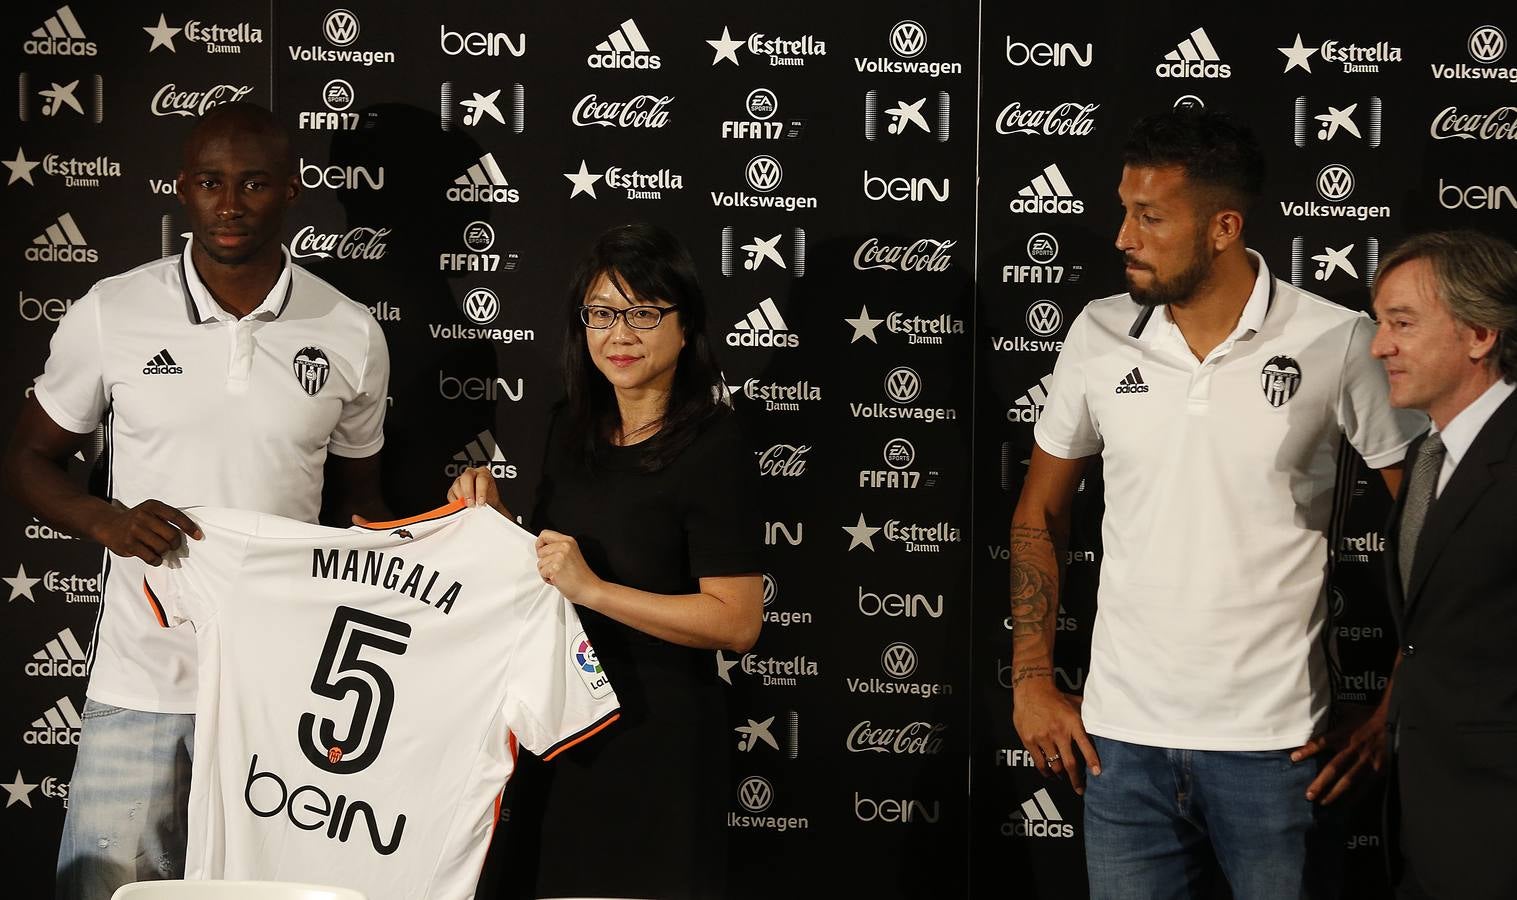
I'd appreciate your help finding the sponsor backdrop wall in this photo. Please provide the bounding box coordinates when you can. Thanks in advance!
[2,1,1512,896]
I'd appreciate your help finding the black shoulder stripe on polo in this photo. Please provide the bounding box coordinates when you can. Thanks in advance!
[1128,305,1154,339]
[177,258,204,325]
[272,263,294,318]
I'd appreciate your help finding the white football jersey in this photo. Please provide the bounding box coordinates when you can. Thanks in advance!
[143,501,619,900]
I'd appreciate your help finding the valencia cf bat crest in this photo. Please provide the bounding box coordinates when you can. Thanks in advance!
[292,346,330,396]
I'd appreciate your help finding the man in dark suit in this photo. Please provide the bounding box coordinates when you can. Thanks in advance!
[1369,230,1517,899]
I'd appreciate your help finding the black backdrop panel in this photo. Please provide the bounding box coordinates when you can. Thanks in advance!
[2,1,1513,897]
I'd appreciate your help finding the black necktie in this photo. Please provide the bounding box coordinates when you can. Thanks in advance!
[1398,432,1446,599]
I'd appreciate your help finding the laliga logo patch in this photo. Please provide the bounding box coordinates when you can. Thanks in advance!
[1261,355,1302,407]
[572,632,613,698]
[292,346,330,396]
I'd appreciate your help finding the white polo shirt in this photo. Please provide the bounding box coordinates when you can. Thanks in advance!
[33,244,389,713]
[1034,251,1424,750]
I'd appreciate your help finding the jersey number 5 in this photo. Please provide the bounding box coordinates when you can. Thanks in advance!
[299,605,412,774]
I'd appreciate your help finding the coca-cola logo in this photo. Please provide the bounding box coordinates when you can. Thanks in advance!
[995,101,1098,136]
[845,720,946,755]
[150,83,254,118]
[571,93,672,129]
[853,237,955,272]
[290,225,390,261]
[1430,105,1517,141]
[757,443,810,476]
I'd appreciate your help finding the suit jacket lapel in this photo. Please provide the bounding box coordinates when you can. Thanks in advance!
[1405,391,1517,616]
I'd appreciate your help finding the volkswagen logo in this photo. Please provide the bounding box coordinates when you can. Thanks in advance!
[885,367,921,404]
[746,88,777,121]
[462,287,499,325]
[322,79,354,112]
[883,438,915,470]
[881,642,918,679]
[762,573,777,607]
[745,155,782,193]
[889,20,926,59]
[322,9,360,47]
[737,776,774,813]
[1026,232,1059,264]
[1469,25,1507,64]
[463,221,495,253]
[1315,164,1354,202]
[1025,300,1063,337]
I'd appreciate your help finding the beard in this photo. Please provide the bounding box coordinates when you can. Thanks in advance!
[1124,237,1213,307]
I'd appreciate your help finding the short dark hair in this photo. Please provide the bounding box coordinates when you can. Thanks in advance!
[1121,109,1265,217]
[561,223,728,472]
[182,101,293,173]
[1377,230,1517,382]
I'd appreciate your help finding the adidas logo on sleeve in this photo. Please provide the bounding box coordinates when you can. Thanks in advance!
[1114,367,1150,394]
[143,348,184,375]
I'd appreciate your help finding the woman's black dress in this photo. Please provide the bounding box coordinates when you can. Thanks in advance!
[491,409,760,900]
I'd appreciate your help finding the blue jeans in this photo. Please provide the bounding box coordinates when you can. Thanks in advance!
[55,700,194,900]
[1084,735,1342,900]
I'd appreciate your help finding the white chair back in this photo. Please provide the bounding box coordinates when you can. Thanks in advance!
[111,880,367,900]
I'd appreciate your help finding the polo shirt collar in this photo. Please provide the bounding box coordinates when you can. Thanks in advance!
[179,243,294,325]
[1128,248,1277,343]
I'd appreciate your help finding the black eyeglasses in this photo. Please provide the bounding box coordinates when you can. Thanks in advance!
[579,304,680,330]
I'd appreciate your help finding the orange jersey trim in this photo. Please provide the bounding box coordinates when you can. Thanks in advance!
[542,711,620,762]
[357,499,469,531]
[142,580,168,628]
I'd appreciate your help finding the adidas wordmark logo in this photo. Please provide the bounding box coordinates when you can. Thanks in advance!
[1009,164,1082,214]
[26,212,97,263]
[1156,27,1231,78]
[143,348,183,376]
[1007,374,1053,423]
[589,19,660,70]
[447,430,517,479]
[25,696,82,745]
[447,153,520,204]
[27,628,87,677]
[728,298,799,349]
[1115,367,1150,394]
[26,5,96,56]
[1004,788,1075,838]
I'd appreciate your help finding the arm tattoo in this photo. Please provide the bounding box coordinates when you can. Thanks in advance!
[1009,524,1059,648]
[1012,665,1053,688]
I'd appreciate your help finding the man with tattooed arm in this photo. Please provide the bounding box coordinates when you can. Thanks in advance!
[1009,109,1423,898]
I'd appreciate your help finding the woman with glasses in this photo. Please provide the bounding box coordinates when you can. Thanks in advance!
[450,223,762,899]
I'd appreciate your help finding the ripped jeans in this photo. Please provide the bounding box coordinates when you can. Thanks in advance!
[54,700,194,900]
